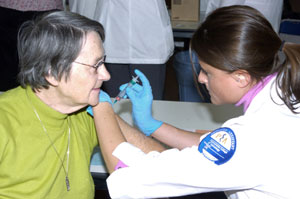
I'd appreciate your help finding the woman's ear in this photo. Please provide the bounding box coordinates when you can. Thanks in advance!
[45,70,59,87]
[232,70,251,88]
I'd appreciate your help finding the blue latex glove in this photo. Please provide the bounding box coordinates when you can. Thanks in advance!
[87,90,112,116]
[120,69,163,136]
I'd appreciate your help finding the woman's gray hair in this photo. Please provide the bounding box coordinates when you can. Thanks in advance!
[17,11,105,90]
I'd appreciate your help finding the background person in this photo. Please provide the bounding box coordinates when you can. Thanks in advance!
[204,0,283,33]
[93,5,300,199]
[69,0,174,100]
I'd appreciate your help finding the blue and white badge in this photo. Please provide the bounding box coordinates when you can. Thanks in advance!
[198,127,236,165]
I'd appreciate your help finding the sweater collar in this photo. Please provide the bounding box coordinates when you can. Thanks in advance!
[26,86,69,128]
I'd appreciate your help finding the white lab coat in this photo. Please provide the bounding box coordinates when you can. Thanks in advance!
[69,0,174,64]
[204,0,284,33]
[106,76,300,199]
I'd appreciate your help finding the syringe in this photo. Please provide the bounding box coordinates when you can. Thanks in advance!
[113,75,139,104]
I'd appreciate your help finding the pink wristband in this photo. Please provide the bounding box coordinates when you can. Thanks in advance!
[114,160,128,170]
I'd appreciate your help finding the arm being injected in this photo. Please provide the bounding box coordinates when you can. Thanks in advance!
[113,75,139,104]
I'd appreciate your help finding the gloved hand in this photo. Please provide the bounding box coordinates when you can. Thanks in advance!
[87,90,112,116]
[120,69,163,136]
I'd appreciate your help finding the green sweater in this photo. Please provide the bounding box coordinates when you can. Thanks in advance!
[0,86,98,199]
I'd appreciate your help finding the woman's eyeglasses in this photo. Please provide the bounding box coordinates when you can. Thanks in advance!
[74,55,106,70]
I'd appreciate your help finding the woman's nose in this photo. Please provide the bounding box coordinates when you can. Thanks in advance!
[198,70,207,84]
[97,64,111,81]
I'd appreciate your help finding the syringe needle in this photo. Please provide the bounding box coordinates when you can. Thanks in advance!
[113,75,139,104]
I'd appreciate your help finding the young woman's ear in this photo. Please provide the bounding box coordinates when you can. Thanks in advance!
[236,74,245,82]
[232,70,251,88]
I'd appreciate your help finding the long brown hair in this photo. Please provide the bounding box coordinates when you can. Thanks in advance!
[191,5,300,113]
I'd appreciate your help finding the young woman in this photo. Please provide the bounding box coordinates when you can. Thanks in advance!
[93,5,300,199]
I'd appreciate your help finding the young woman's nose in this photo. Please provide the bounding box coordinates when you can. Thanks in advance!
[198,70,207,84]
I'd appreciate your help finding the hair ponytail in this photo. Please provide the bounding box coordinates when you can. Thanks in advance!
[276,43,300,113]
